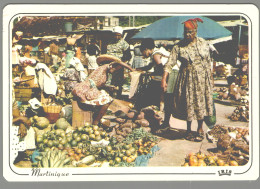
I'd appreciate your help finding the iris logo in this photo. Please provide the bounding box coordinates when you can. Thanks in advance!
[218,169,232,176]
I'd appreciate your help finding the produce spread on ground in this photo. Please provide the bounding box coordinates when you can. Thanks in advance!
[13,63,250,168]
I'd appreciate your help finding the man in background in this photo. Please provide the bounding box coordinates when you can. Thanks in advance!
[106,26,132,98]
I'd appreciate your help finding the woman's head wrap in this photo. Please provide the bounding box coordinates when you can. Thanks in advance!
[182,18,203,30]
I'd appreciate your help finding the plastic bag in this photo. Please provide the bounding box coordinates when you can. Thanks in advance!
[204,100,216,129]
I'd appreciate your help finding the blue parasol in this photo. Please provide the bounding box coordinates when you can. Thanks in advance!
[132,16,232,40]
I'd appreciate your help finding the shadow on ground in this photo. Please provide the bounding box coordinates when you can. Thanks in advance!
[153,128,199,141]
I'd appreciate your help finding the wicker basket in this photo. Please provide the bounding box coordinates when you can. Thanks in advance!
[15,71,35,88]
[42,95,62,123]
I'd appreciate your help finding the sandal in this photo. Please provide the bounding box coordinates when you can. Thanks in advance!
[194,132,204,142]
[185,132,196,142]
[155,127,169,134]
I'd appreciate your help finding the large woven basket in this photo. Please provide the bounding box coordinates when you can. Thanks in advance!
[16,71,35,88]
[42,95,62,123]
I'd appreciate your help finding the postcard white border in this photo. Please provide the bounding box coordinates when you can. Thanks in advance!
[2,4,259,181]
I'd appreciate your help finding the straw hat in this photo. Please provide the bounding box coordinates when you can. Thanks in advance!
[96,54,122,65]
[112,26,123,35]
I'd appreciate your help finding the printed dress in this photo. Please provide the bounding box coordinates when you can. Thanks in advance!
[164,37,213,121]
[62,68,81,91]
[72,64,113,106]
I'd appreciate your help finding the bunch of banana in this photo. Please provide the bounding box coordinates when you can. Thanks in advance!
[35,149,71,168]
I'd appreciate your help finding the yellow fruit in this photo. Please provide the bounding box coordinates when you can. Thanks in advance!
[101,131,106,137]
[89,134,95,139]
[150,142,156,147]
[95,135,102,141]
[197,153,206,160]
[183,163,189,167]
[115,157,121,163]
[109,160,114,166]
[94,131,100,136]
[125,150,131,157]
[197,161,207,166]
[126,157,133,163]
[106,145,112,152]
[229,161,239,166]
[130,155,136,161]
[129,147,136,154]
[189,157,198,166]
[93,125,99,131]
[84,122,91,127]
[217,159,225,166]
[212,156,218,161]
[188,152,196,157]
[124,144,131,150]
[77,126,84,132]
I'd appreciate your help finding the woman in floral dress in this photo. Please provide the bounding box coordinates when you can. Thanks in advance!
[72,56,134,125]
[161,18,214,141]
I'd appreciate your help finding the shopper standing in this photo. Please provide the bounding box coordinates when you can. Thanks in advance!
[161,18,214,142]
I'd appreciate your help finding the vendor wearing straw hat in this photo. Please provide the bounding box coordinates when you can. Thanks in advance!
[105,26,132,98]
[72,55,134,125]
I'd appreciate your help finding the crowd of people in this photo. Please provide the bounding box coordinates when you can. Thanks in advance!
[12,18,216,142]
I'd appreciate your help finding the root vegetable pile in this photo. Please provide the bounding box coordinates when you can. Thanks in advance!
[230,105,249,122]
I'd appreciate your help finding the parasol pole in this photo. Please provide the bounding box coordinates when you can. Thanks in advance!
[238,16,242,46]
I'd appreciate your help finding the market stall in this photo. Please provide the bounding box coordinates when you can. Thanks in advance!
[12,50,162,168]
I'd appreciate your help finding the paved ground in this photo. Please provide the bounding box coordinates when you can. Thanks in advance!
[148,102,249,166]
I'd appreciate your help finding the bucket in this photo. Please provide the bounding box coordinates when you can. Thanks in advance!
[64,22,73,32]
[65,50,75,68]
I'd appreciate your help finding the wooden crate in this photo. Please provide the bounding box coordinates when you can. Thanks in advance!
[72,100,94,129]
[14,88,33,102]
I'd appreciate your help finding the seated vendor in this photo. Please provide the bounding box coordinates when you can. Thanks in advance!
[72,55,134,125]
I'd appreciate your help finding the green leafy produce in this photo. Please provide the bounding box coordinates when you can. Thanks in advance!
[124,128,158,144]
